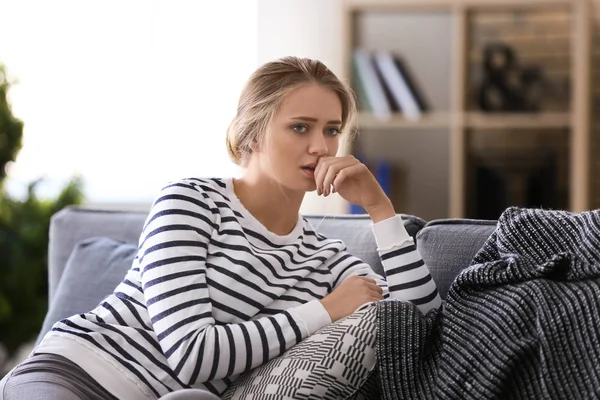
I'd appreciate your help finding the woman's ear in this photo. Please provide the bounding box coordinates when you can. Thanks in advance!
[250,140,260,153]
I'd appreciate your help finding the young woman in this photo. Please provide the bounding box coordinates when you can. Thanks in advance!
[1,57,441,400]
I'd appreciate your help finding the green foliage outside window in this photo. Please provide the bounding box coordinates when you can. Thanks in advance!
[0,63,84,356]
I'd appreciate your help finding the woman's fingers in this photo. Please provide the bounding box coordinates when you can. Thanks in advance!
[331,163,367,192]
[366,282,383,295]
[359,277,384,299]
[317,159,345,194]
[322,161,355,195]
[314,157,357,195]
[313,157,336,194]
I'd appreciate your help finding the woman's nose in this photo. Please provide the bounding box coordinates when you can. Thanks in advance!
[308,134,328,156]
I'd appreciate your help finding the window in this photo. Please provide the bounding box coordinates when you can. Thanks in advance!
[1,0,257,206]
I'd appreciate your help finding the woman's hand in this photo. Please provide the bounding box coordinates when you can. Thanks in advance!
[320,276,384,321]
[314,155,395,222]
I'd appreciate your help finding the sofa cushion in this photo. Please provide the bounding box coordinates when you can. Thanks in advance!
[48,208,147,305]
[416,219,497,299]
[36,237,137,345]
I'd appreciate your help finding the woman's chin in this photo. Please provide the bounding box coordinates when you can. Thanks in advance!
[298,175,317,191]
[305,181,317,192]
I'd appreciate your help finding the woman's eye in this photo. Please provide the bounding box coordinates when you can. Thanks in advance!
[326,127,341,136]
[292,124,308,133]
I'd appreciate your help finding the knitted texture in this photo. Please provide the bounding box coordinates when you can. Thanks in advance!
[376,207,600,400]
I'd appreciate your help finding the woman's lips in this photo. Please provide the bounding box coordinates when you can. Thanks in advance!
[301,166,315,177]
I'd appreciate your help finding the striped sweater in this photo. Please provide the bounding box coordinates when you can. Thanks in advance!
[35,177,441,399]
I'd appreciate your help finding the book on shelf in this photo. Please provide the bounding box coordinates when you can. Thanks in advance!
[351,54,372,114]
[352,49,392,119]
[373,51,421,120]
[371,54,402,114]
[393,53,429,114]
[353,49,429,121]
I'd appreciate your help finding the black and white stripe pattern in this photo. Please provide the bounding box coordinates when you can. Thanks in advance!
[376,207,600,400]
[38,177,440,398]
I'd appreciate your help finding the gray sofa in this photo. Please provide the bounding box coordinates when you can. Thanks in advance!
[24,207,497,395]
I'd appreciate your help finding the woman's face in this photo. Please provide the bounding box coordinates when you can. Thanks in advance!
[253,83,343,193]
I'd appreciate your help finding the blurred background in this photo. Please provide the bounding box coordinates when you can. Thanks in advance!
[0,0,598,374]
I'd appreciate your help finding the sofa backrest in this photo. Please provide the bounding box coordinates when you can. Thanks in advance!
[417,218,497,299]
[47,206,427,304]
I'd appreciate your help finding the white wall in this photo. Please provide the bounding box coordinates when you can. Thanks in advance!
[257,0,349,214]
[0,0,257,208]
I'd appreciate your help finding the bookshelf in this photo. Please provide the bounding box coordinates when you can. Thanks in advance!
[341,0,592,219]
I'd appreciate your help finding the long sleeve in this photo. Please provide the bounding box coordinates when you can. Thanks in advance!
[372,215,441,314]
[138,183,322,385]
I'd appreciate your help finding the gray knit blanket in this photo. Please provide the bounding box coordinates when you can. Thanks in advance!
[374,207,600,400]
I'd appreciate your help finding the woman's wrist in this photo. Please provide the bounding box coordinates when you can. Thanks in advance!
[365,199,395,223]
[371,214,411,251]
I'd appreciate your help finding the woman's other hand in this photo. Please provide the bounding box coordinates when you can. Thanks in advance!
[319,276,384,321]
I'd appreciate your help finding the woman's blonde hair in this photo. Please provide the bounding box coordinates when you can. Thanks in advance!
[226,56,357,167]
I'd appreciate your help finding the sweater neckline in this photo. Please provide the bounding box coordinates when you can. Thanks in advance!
[223,178,304,245]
